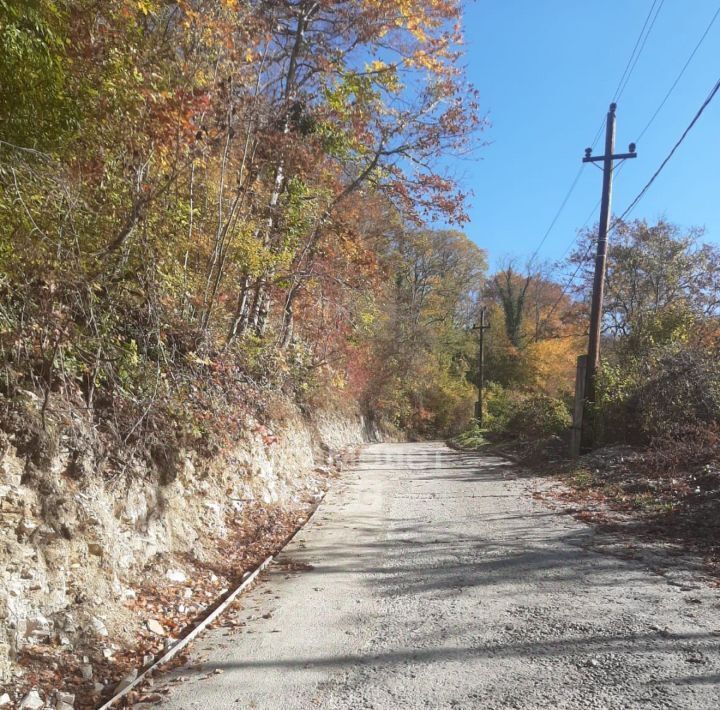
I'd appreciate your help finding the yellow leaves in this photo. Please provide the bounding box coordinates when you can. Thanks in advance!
[186,352,213,367]
[136,0,153,16]
[366,59,388,73]
[403,15,427,42]
[526,336,585,396]
[360,311,376,326]
[362,0,458,45]
[332,371,347,390]
[404,49,444,73]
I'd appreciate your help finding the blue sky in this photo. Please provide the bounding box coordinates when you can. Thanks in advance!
[458,0,720,270]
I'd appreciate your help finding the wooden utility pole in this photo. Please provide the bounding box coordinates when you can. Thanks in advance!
[580,103,637,450]
[570,355,587,458]
[473,306,490,425]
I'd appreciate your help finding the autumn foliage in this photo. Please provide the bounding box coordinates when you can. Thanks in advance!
[0,0,485,468]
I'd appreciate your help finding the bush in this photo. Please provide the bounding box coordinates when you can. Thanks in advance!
[595,360,644,445]
[452,421,487,449]
[637,345,720,438]
[482,385,570,440]
[595,343,720,445]
[505,392,571,439]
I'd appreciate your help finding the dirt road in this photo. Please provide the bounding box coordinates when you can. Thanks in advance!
[157,442,720,709]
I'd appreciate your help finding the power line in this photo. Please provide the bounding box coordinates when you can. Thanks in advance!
[556,202,599,264]
[556,71,719,313]
[546,64,719,322]
[617,75,720,222]
[610,0,659,102]
[614,0,666,103]
[527,165,585,265]
[585,0,664,154]
[525,1,666,269]
[551,77,720,322]
[525,0,666,273]
[542,244,593,325]
[542,157,634,325]
[636,3,720,143]
[556,158,631,263]
[540,3,713,333]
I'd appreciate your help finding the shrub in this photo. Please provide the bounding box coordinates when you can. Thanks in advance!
[637,344,720,438]
[451,421,487,448]
[482,385,571,440]
[595,343,720,446]
[594,360,644,445]
[484,382,521,433]
[505,392,571,439]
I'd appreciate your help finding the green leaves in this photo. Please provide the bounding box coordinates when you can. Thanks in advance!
[0,0,76,149]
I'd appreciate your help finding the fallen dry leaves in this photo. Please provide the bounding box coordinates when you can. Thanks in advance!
[532,446,720,578]
[12,469,334,709]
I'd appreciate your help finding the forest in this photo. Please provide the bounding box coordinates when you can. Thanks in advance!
[2,0,720,522]
[0,0,488,462]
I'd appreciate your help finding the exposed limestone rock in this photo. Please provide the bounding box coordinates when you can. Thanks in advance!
[0,401,370,694]
[146,619,165,636]
[18,689,44,709]
[54,690,75,710]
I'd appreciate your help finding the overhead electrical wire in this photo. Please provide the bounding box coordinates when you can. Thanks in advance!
[616,75,720,223]
[545,73,720,325]
[541,0,669,307]
[614,0,667,103]
[585,0,665,153]
[610,0,660,102]
[538,2,717,329]
[540,158,630,328]
[635,3,720,143]
[539,246,593,330]
[523,0,667,271]
[526,165,585,265]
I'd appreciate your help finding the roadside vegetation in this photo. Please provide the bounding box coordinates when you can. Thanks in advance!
[0,0,486,479]
[454,219,720,558]
[1,2,490,703]
[3,2,720,707]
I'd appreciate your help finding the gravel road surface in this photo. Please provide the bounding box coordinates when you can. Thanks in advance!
[157,442,720,709]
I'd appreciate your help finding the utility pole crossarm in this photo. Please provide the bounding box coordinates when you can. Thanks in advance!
[583,148,637,163]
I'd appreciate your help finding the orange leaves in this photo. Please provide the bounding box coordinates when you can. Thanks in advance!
[143,87,211,153]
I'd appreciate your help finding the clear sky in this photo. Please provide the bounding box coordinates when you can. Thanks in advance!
[459,0,720,270]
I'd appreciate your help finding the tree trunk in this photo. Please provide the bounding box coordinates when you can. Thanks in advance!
[226,274,251,344]
[279,281,301,348]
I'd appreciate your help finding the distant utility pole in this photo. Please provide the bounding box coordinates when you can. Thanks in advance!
[580,102,637,451]
[473,306,490,426]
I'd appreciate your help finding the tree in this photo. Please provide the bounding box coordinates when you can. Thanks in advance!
[362,227,487,436]
[0,0,75,149]
[490,264,532,348]
[570,219,720,352]
[483,263,584,395]
[0,0,486,458]
[231,0,484,340]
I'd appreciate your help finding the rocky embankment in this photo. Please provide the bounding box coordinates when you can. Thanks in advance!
[0,394,373,708]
